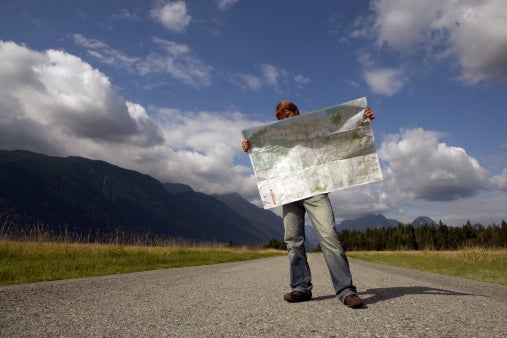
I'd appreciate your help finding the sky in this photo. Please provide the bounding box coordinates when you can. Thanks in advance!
[1,0,507,226]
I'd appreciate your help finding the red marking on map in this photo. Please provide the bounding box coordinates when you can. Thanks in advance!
[269,189,277,205]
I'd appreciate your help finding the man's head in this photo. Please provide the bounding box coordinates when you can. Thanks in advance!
[275,100,300,120]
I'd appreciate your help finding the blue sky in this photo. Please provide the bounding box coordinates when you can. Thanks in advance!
[1,0,506,226]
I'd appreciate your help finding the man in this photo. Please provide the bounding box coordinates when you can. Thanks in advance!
[242,100,375,309]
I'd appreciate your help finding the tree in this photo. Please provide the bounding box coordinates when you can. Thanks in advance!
[436,221,449,250]
[500,220,507,247]
[462,220,477,246]
[263,238,286,250]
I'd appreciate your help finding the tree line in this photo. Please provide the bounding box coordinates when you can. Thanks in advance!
[337,220,507,251]
[264,220,507,251]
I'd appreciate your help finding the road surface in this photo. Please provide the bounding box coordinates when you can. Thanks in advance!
[1,253,506,337]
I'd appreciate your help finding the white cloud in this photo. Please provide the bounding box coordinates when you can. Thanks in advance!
[492,168,507,190]
[74,34,213,88]
[258,64,280,87]
[216,0,239,11]
[73,34,139,71]
[452,1,507,83]
[372,0,441,51]
[0,40,258,199]
[328,127,506,226]
[230,64,305,92]
[329,184,390,222]
[370,0,507,84]
[363,67,406,96]
[152,107,261,196]
[112,8,143,21]
[143,37,213,87]
[398,190,507,226]
[348,80,360,88]
[151,1,191,33]
[0,40,161,147]
[2,41,504,225]
[294,74,310,86]
[379,128,489,201]
[232,73,262,91]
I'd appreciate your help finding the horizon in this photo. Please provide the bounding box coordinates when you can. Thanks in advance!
[3,148,504,228]
[1,1,506,227]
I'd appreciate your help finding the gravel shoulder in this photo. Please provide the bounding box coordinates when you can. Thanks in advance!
[1,253,506,337]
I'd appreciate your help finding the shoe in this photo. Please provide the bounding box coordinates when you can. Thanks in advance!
[283,291,312,303]
[344,294,363,308]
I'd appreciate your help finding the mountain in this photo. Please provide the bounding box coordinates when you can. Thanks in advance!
[412,216,438,227]
[0,149,180,236]
[303,224,320,251]
[0,150,282,245]
[337,213,438,232]
[211,193,284,241]
[163,183,194,194]
[337,214,399,232]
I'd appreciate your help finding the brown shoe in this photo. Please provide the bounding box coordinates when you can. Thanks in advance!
[344,294,363,308]
[283,291,312,303]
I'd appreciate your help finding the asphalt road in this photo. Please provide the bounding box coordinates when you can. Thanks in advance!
[1,253,506,337]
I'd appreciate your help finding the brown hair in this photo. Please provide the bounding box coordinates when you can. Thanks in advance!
[275,100,299,120]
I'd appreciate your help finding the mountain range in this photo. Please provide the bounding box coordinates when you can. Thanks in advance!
[337,214,438,232]
[1,149,438,247]
[0,150,283,245]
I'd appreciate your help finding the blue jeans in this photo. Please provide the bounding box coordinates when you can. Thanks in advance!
[283,194,357,302]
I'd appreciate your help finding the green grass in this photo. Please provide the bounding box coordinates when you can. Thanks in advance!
[347,248,507,286]
[0,240,285,285]
[2,240,506,286]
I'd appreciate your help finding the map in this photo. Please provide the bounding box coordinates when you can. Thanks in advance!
[242,97,383,209]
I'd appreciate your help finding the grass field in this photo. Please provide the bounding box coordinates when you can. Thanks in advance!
[0,240,285,285]
[347,249,507,286]
[1,240,505,286]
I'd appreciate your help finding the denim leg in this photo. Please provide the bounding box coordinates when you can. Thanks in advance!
[283,201,312,293]
[303,194,357,302]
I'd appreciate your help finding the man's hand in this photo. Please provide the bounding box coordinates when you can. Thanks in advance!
[242,139,250,152]
[364,107,375,120]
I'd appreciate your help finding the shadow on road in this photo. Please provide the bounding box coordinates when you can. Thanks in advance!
[358,286,473,305]
[311,286,472,305]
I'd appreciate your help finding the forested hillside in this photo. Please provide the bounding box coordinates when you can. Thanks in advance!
[338,221,507,251]
[0,150,283,245]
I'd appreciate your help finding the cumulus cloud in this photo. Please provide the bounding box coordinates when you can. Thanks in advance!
[73,34,213,88]
[379,128,489,201]
[2,41,504,224]
[329,184,390,222]
[492,169,507,190]
[152,107,260,195]
[151,1,191,33]
[0,41,162,147]
[328,126,507,225]
[363,67,406,96]
[0,40,258,198]
[370,0,507,84]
